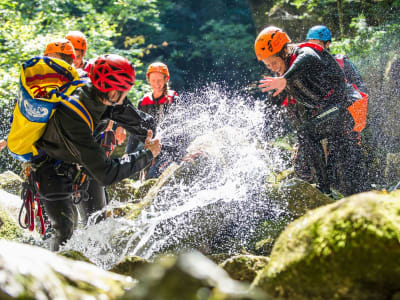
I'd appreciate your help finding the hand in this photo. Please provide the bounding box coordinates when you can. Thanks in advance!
[181,151,206,163]
[0,139,7,151]
[144,130,161,158]
[115,127,126,145]
[258,76,287,96]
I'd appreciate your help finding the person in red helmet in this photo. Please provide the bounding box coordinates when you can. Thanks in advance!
[32,54,160,250]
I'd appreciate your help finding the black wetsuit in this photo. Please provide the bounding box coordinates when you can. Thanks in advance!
[273,43,365,195]
[34,82,155,249]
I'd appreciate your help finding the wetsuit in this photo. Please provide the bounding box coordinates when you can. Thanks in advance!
[334,54,367,94]
[273,43,365,195]
[34,82,155,249]
[126,90,182,179]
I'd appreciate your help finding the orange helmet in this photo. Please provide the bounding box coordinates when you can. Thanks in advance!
[254,26,291,60]
[65,31,87,56]
[44,38,76,59]
[146,62,170,81]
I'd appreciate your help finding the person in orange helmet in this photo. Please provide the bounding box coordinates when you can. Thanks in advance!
[125,62,182,179]
[255,26,366,195]
[44,38,76,65]
[65,31,91,71]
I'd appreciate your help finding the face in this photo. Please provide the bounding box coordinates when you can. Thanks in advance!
[73,49,84,68]
[262,55,286,76]
[100,90,129,106]
[307,39,326,49]
[148,72,167,96]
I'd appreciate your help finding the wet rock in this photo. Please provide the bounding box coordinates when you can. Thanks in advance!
[248,179,333,256]
[252,190,400,299]
[107,178,137,202]
[0,171,23,196]
[134,178,158,199]
[109,255,150,277]
[0,208,24,241]
[0,240,135,300]
[58,250,94,264]
[267,178,334,218]
[119,251,267,300]
[219,255,269,282]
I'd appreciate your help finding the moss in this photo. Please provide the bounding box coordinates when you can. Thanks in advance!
[133,179,157,199]
[0,209,24,241]
[253,191,400,299]
[58,250,94,264]
[109,255,150,277]
[219,255,269,282]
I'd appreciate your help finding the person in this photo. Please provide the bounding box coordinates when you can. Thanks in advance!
[30,54,160,250]
[254,26,366,195]
[125,62,182,179]
[66,31,127,159]
[65,31,91,72]
[44,38,76,66]
[306,25,367,94]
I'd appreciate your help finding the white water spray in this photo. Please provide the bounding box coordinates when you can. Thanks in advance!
[62,85,290,269]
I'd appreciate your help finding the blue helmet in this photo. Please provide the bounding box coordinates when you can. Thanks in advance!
[306,25,332,42]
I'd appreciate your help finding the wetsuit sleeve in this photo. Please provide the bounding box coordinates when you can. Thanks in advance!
[58,111,153,186]
[109,97,156,143]
[343,57,367,93]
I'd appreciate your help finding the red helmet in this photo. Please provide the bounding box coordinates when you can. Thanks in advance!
[89,54,135,92]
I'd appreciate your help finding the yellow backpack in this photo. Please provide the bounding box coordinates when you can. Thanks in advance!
[7,56,93,161]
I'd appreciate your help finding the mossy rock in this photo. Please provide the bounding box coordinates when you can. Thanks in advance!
[119,252,266,300]
[58,250,94,264]
[109,255,150,277]
[107,178,137,202]
[0,240,135,299]
[134,179,158,199]
[219,255,269,282]
[0,171,23,196]
[252,190,400,299]
[267,178,334,218]
[0,208,24,241]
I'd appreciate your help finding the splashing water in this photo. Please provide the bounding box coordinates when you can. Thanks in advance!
[62,85,291,269]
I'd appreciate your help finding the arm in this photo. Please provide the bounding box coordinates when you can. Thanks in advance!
[108,97,156,143]
[343,58,367,93]
[58,111,154,186]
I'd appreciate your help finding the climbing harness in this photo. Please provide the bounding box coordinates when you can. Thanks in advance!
[18,165,50,237]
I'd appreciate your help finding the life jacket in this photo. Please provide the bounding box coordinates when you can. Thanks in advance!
[140,90,177,106]
[282,43,325,107]
[7,56,93,162]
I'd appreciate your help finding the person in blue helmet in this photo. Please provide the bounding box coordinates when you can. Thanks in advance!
[306,25,367,94]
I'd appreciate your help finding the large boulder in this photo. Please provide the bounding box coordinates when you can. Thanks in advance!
[252,190,400,299]
[0,240,135,300]
[119,251,267,300]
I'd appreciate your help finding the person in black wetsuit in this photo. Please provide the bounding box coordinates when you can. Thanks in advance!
[254,26,366,195]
